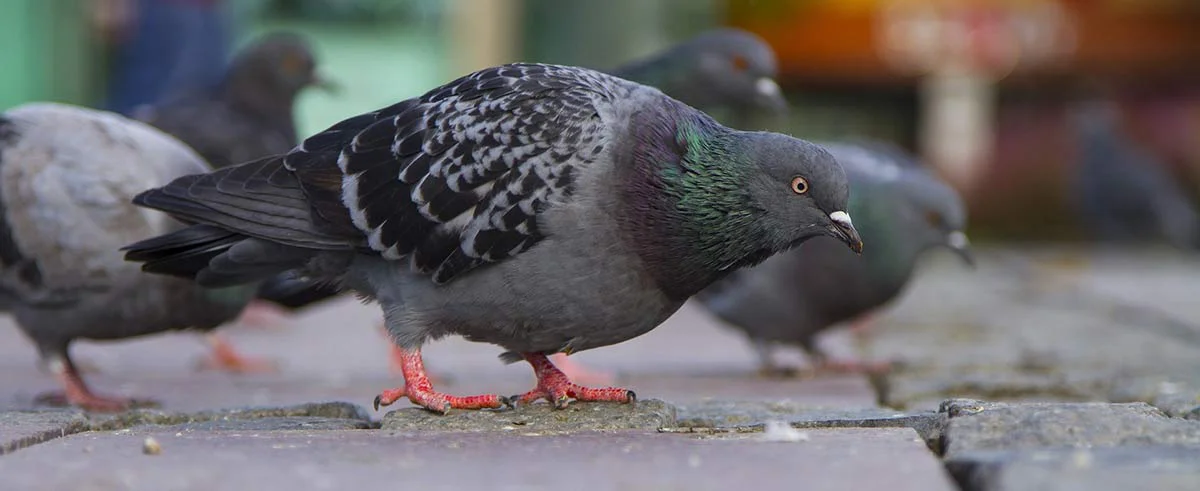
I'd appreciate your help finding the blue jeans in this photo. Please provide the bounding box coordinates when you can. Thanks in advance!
[104,0,231,115]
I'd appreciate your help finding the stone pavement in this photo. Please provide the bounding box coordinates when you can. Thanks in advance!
[1,245,1199,490]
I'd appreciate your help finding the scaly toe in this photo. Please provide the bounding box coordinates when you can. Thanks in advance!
[552,393,571,410]
[499,395,517,409]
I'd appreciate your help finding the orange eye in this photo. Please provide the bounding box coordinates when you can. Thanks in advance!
[925,210,943,227]
[731,55,750,71]
[790,176,809,194]
[281,52,307,75]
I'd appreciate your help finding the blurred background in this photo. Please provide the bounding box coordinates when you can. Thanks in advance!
[0,0,1198,243]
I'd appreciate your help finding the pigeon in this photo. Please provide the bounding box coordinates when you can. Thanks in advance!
[610,28,787,117]
[696,142,973,375]
[136,31,331,169]
[136,31,342,321]
[0,102,259,411]
[123,62,863,413]
[1071,99,1200,249]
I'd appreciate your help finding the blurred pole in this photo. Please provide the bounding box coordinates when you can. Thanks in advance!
[445,0,522,76]
[919,68,995,195]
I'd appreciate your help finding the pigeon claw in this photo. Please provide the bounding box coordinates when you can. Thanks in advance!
[517,352,636,409]
[372,385,506,414]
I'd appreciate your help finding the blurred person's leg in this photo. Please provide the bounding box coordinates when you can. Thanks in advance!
[160,0,231,99]
[105,0,231,114]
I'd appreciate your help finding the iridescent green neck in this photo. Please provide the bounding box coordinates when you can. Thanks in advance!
[625,115,776,300]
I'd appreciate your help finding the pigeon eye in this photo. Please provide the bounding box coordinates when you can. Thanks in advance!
[925,211,944,227]
[731,55,750,71]
[790,176,809,194]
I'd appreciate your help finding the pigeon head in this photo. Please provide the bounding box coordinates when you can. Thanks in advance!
[626,113,861,299]
[898,172,974,267]
[614,28,787,115]
[223,32,335,106]
[732,132,862,256]
[687,29,787,114]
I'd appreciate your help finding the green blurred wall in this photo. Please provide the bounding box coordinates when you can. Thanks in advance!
[0,1,99,110]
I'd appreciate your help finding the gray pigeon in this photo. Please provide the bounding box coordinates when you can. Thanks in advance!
[136,31,331,169]
[1072,99,1200,249]
[0,102,258,411]
[610,28,787,117]
[123,63,863,413]
[696,142,973,374]
[136,31,341,315]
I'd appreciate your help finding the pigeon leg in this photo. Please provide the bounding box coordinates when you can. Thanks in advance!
[196,333,278,373]
[378,323,446,384]
[380,323,406,374]
[847,314,877,341]
[801,342,891,376]
[516,353,635,409]
[548,353,616,386]
[813,358,893,375]
[806,348,891,375]
[752,339,799,378]
[373,346,509,414]
[234,299,293,329]
[39,356,139,412]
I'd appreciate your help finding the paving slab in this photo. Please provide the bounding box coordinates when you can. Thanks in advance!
[0,428,956,491]
[945,446,1200,491]
[939,399,1200,457]
[866,246,1200,411]
[938,398,1200,491]
[0,409,88,454]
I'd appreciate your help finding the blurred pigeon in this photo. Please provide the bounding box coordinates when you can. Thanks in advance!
[136,31,341,319]
[610,28,787,117]
[0,102,261,411]
[696,142,973,375]
[123,63,862,413]
[1072,99,1200,249]
[137,31,331,169]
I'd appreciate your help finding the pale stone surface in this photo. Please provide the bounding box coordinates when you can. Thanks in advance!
[867,247,1200,410]
[0,428,956,491]
[0,409,88,454]
[946,446,1200,491]
[939,399,1200,457]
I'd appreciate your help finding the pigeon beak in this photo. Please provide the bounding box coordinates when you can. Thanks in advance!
[755,77,789,114]
[945,230,976,268]
[309,72,342,95]
[827,211,863,254]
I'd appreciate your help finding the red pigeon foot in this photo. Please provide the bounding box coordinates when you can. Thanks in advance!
[374,346,510,414]
[234,299,294,329]
[35,358,152,412]
[516,353,635,409]
[196,333,278,373]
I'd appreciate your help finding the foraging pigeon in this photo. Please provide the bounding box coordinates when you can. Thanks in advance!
[123,63,862,413]
[136,31,341,319]
[696,142,973,375]
[0,102,259,411]
[1072,99,1200,249]
[610,28,787,117]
